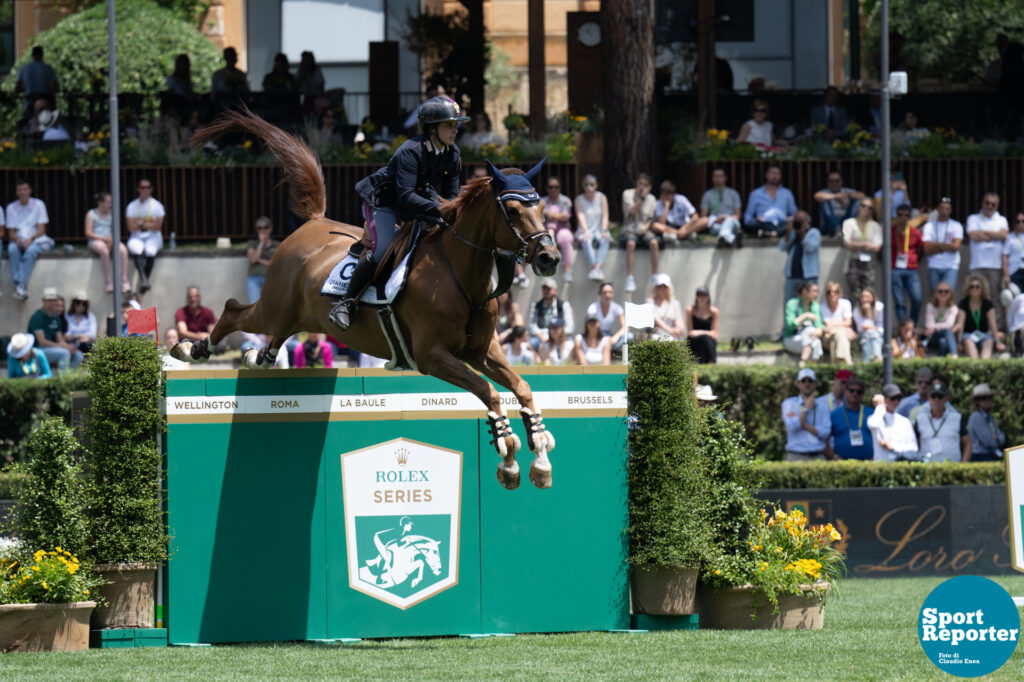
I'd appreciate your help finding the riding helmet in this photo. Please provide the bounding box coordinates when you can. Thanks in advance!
[418,96,470,130]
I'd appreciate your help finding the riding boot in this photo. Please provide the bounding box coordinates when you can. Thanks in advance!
[329,254,377,331]
[144,256,155,279]
[133,254,149,292]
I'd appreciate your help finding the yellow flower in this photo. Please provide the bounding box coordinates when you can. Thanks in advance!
[775,510,787,520]
[713,569,721,576]
[32,565,40,572]
[41,581,48,589]
[753,545,763,551]
[55,547,62,553]
[84,590,90,596]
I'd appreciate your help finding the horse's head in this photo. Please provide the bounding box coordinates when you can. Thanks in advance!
[412,537,443,575]
[484,158,560,277]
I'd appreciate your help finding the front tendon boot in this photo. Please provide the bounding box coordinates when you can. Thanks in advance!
[329,253,376,331]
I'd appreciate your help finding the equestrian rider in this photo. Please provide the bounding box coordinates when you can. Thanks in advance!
[330,95,469,330]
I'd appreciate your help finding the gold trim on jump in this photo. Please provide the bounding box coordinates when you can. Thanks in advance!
[164,365,628,380]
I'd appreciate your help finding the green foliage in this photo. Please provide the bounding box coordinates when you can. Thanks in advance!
[402,8,486,114]
[84,337,167,564]
[0,374,87,464]
[754,460,1005,489]
[7,418,88,558]
[698,358,1024,461]
[0,548,103,604]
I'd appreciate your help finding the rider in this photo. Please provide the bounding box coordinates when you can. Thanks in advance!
[330,95,469,330]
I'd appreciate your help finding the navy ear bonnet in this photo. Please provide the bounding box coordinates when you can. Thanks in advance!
[484,158,545,203]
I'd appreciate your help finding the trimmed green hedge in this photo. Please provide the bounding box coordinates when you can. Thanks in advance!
[699,358,1024,461]
[0,374,88,464]
[754,461,1005,489]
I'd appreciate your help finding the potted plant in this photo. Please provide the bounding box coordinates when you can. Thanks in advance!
[84,337,168,629]
[627,341,711,615]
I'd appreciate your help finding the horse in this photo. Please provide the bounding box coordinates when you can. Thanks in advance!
[170,110,561,489]
[360,534,443,589]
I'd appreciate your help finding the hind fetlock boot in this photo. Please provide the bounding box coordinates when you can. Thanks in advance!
[329,254,376,331]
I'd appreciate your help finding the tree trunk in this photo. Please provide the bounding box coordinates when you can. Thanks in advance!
[461,0,486,114]
[602,0,657,215]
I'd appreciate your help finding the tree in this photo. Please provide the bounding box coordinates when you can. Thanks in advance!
[403,6,488,114]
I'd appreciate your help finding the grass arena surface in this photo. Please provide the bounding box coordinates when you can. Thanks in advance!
[3,576,1023,680]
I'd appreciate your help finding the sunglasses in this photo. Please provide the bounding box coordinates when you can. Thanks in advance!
[798,378,816,384]
[547,185,560,190]
[754,108,768,113]
[860,205,874,210]
[916,380,932,385]
[256,226,271,230]
[583,182,596,187]
[139,184,152,189]
[969,284,981,289]
[930,394,947,400]
[984,202,998,208]
[846,388,864,395]
[936,289,951,294]
[1016,218,1024,223]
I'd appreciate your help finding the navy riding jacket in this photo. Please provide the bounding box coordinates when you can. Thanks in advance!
[355,135,461,222]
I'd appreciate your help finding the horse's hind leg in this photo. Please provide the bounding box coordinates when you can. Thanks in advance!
[172,298,264,363]
[242,335,285,369]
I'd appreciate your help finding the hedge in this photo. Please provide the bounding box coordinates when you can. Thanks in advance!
[753,461,1005,489]
[0,374,88,464]
[699,358,1024,461]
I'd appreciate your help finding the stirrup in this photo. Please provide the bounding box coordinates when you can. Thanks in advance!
[329,299,355,331]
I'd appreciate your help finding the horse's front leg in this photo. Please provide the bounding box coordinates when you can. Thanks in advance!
[411,561,424,588]
[467,339,555,489]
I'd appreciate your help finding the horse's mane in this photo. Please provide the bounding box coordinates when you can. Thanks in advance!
[439,175,495,224]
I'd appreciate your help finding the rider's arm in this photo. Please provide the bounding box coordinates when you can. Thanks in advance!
[440,149,461,200]
[394,145,443,220]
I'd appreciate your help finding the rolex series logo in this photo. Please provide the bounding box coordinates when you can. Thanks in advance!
[396,447,410,467]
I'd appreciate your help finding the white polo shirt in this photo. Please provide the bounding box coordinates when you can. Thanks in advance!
[126,197,166,225]
[922,219,963,271]
[1003,232,1024,277]
[866,404,918,462]
[5,198,49,241]
[966,211,1008,270]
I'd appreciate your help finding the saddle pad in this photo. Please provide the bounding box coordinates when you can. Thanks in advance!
[320,250,414,305]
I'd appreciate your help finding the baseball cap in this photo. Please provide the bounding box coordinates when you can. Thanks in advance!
[796,368,816,382]
[695,285,710,297]
[882,383,902,399]
[585,310,600,321]
[540,277,557,289]
[651,273,672,288]
[972,383,993,399]
[547,317,565,328]
[835,369,853,381]
[930,382,949,398]
[42,287,60,300]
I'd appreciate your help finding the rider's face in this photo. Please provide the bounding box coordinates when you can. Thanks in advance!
[435,121,458,146]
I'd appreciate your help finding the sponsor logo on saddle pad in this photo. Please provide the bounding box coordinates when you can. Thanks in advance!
[341,438,461,609]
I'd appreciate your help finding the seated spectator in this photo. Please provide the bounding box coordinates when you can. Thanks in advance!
[736,98,776,147]
[685,285,718,364]
[1001,210,1024,293]
[246,216,279,303]
[540,178,575,286]
[914,382,967,463]
[504,325,536,366]
[620,173,658,292]
[125,178,166,294]
[262,52,295,94]
[743,164,796,237]
[782,367,831,461]
[575,175,611,281]
[647,273,684,340]
[894,110,929,148]
[1007,288,1024,355]
[779,210,820,331]
[211,46,250,111]
[495,291,524,345]
[842,198,882,298]
[809,86,849,140]
[967,384,1005,462]
[651,180,698,242]
[699,166,742,248]
[853,287,884,363]
[162,327,190,371]
[826,377,872,460]
[921,196,964,292]
[957,275,1003,358]
[574,312,611,366]
[890,203,925,324]
[317,109,345,145]
[64,291,97,354]
[816,368,851,415]
[896,367,934,419]
[37,107,71,141]
[966,192,1009,328]
[873,173,910,218]
[891,317,924,360]
[924,282,961,357]
[292,333,333,368]
[821,281,855,365]
[587,282,627,351]
[6,332,52,379]
[538,318,573,366]
[28,287,83,371]
[813,170,864,237]
[459,111,504,151]
[6,178,53,301]
[175,286,217,342]
[85,190,131,293]
[782,281,824,367]
[867,384,918,462]
[120,299,141,336]
[528,278,573,349]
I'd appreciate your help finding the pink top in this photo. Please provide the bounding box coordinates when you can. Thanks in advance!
[925,303,958,335]
[292,340,334,368]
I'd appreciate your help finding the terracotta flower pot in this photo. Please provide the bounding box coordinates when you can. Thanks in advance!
[0,601,96,652]
[695,582,828,630]
[92,563,157,629]
[630,566,698,615]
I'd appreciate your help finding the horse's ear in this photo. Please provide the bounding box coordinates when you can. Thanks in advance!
[524,157,547,184]
[484,159,508,191]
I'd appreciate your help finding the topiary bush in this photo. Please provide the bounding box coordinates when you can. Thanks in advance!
[754,460,1005,489]
[84,336,167,564]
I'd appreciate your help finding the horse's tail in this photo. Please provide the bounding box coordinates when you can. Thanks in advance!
[190,107,326,221]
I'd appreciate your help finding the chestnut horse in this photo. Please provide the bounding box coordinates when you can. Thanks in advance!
[170,111,561,489]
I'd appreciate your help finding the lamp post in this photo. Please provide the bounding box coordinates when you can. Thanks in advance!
[107,0,122,335]
[880,0,893,384]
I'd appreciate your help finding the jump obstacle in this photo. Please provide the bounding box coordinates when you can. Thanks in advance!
[164,367,628,643]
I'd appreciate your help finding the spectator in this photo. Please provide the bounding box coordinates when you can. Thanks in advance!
[736,98,776,147]
[813,170,864,237]
[921,196,964,293]
[1001,210,1024,293]
[495,291,524,345]
[699,166,743,248]
[826,376,872,460]
[27,287,83,371]
[842,198,882,298]
[685,285,718,364]
[246,216,279,303]
[574,175,611,281]
[894,110,929,149]
[652,180,699,242]
[85,190,131,293]
[539,177,575,286]
[459,111,504,151]
[587,282,627,351]
[574,311,611,366]
[125,178,166,293]
[967,384,1005,462]
[292,333,333,368]
[262,52,295,94]
[162,327,190,371]
[892,317,924,359]
[620,173,658,292]
[914,382,967,463]
[538,318,573,366]
[966,192,1009,327]
[896,367,935,419]
[866,384,918,462]
[821,281,855,365]
[175,286,217,342]
[783,281,824,367]
[166,54,194,98]
[6,179,53,301]
[891,203,925,324]
[1007,288,1024,355]
[853,287,885,363]
[809,86,849,140]
[779,210,820,328]
[781,367,831,461]
[873,173,909,218]
[924,283,961,358]
[504,325,536,366]
[957,275,1003,358]
[64,291,97,354]
[647,273,684,341]
[743,164,796,237]
[211,47,250,110]
[816,368,852,415]
[14,46,58,113]
[5,333,52,380]
[528,277,574,348]
[295,51,326,116]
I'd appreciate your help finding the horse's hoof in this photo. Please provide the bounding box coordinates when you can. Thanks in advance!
[529,460,552,489]
[242,348,261,370]
[169,341,192,362]
[190,338,211,363]
[496,465,521,490]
